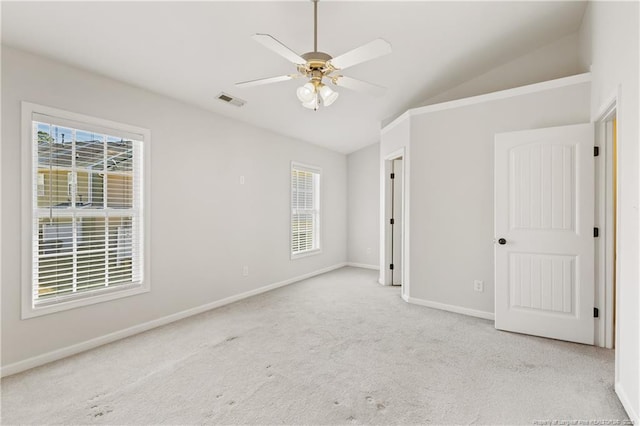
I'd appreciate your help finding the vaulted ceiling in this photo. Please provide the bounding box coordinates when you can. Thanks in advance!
[1,1,587,153]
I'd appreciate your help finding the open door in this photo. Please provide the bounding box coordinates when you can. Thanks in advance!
[391,159,403,286]
[494,123,594,344]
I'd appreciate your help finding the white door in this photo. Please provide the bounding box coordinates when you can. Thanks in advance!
[392,159,403,286]
[494,123,594,344]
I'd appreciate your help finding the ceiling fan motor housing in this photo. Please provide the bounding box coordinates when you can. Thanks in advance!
[298,51,335,81]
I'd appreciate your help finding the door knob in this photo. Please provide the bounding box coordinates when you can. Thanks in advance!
[498,238,507,245]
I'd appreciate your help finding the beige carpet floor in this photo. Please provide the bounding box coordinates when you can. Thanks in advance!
[1,267,629,425]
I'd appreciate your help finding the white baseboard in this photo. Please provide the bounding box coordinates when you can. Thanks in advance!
[407,296,495,321]
[1,263,347,378]
[615,381,640,424]
[346,262,379,270]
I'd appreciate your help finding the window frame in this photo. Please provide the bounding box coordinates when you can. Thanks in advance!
[21,102,151,319]
[290,161,322,260]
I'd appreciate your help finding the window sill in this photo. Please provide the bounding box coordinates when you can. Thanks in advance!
[291,248,322,260]
[22,282,149,319]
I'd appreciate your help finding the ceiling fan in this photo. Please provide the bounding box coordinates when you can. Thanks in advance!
[235,0,392,111]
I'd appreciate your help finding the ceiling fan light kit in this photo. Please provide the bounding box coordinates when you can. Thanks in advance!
[235,0,391,111]
[296,81,338,111]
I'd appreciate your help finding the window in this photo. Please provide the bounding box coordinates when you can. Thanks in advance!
[22,102,150,318]
[291,162,321,258]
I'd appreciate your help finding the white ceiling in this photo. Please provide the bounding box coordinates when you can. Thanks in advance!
[1,1,587,154]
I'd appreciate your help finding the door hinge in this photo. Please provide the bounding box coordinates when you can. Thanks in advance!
[594,227,599,238]
[389,263,394,270]
[390,218,395,225]
[390,173,395,179]
[594,307,599,318]
[594,146,600,157]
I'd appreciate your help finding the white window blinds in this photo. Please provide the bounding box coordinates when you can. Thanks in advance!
[31,114,144,306]
[291,163,320,256]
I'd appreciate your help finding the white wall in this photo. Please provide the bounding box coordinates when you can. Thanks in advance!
[368,32,587,271]
[579,2,640,421]
[347,143,379,268]
[382,79,590,316]
[1,46,347,368]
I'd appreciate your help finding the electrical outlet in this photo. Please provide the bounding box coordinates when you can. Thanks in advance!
[242,266,249,276]
[239,175,245,185]
[366,247,372,254]
[474,280,484,292]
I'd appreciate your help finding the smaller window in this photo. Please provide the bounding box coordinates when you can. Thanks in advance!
[291,162,321,259]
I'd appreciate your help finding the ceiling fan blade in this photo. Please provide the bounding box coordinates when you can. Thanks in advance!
[328,38,392,70]
[235,75,297,88]
[331,75,387,97]
[252,33,306,65]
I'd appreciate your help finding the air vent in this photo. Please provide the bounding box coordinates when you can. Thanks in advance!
[216,92,246,107]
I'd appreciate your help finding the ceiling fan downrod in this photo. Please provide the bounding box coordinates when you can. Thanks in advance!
[297,0,332,87]
[313,0,318,53]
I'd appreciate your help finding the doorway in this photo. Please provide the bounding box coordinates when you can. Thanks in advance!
[381,149,405,296]
[391,158,403,286]
[595,101,618,350]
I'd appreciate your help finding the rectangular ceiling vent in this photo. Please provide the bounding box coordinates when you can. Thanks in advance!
[216,92,246,107]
